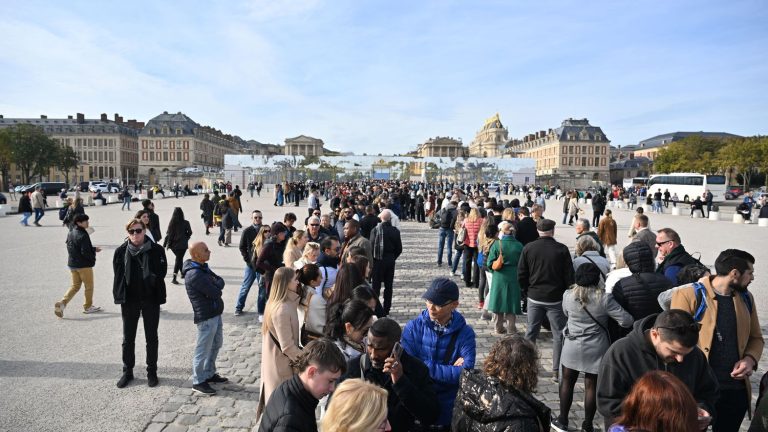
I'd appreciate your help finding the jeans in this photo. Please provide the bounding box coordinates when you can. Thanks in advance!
[122,196,131,210]
[712,387,748,432]
[61,267,95,310]
[451,248,464,274]
[192,315,223,384]
[121,300,160,373]
[20,212,31,226]
[524,299,567,372]
[235,265,261,312]
[437,228,454,265]
[654,200,663,213]
[34,208,44,223]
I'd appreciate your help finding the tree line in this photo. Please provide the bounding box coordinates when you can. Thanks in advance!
[0,124,80,190]
[653,135,768,189]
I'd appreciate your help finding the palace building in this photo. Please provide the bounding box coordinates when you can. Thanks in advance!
[469,113,508,157]
[284,135,324,157]
[416,136,467,158]
[506,118,610,189]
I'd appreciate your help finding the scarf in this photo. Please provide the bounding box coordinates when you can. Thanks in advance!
[124,239,153,286]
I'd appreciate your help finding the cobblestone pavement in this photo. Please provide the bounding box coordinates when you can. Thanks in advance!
[140,216,763,432]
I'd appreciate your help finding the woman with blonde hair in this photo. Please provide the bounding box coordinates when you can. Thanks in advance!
[461,207,485,289]
[256,266,303,418]
[293,242,320,269]
[283,229,308,268]
[323,378,391,432]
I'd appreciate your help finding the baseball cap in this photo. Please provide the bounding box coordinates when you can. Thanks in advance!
[422,277,459,305]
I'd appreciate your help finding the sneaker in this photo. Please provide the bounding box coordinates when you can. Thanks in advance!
[258,314,264,323]
[192,382,217,395]
[54,302,65,318]
[83,306,102,314]
[449,271,455,277]
[550,416,568,432]
[476,302,484,309]
[205,374,228,384]
[234,309,243,316]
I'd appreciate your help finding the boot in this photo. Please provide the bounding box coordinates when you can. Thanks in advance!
[494,313,507,335]
[507,316,517,335]
[172,275,179,285]
[117,370,134,388]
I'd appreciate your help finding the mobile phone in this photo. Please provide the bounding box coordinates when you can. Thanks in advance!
[390,342,403,361]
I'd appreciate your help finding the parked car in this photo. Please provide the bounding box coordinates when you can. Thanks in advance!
[0,192,6,204]
[20,182,68,196]
[88,182,120,193]
[725,186,744,200]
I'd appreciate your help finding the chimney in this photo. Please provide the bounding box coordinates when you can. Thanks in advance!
[76,113,85,124]
[118,115,123,123]
[114,113,120,122]
[0,115,3,119]
[540,130,546,137]
[100,113,108,122]
[67,115,73,119]
[40,115,47,119]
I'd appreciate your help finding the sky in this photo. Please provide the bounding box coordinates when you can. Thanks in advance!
[1,0,766,154]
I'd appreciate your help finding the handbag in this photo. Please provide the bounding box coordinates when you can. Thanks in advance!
[300,291,324,346]
[491,241,504,271]
[454,227,467,250]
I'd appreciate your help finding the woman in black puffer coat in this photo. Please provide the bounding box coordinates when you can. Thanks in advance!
[610,241,673,339]
[163,207,193,285]
[452,335,550,432]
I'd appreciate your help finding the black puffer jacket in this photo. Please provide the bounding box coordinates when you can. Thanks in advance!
[452,369,550,432]
[181,260,225,324]
[612,242,672,321]
[66,226,97,268]
[258,374,318,432]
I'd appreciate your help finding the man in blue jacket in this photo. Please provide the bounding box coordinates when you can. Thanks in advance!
[182,241,227,396]
[401,277,476,430]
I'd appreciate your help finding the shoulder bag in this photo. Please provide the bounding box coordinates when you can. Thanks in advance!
[491,241,504,271]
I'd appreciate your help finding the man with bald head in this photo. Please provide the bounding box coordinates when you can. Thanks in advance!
[182,242,227,395]
[370,209,403,316]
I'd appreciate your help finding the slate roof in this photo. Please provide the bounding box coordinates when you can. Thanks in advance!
[637,132,742,149]
[0,117,138,136]
[140,111,200,136]
[553,118,609,142]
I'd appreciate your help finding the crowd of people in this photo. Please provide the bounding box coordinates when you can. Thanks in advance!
[44,177,766,432]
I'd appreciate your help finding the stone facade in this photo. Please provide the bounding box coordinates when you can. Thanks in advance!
[506,118,610,189]
[633,131,741,161]
[0,113,141,185]
[138,111,242,183]
[284,135,323,157]
[469,113,508,157]
[416,136,467,158]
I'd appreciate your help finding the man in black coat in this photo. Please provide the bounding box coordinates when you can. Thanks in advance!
[369,210,403,316]
[235,210,263,316]
[597,310,719,431]
[55,214,102,318]
[260,338,347,432]
[591,192,605,228]
[518,219,574,382]
[359,205,380,240]
[515,207,539,246]
[182,242,227,395]
[340,318,439,432]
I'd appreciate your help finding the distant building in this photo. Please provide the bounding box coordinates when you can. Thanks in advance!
[610,144,639,162]
[138,111,242,183]
[633,131,741,161]
[416,136,467,158]
[609,156,652,185]
[506,118,610,189]
[284,135,324,157]
[0,113,141,185]
[469,113,508,157]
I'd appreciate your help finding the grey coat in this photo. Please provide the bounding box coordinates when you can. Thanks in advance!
[560,290,633,374]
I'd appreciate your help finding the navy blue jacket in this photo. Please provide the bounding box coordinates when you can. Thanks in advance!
[181,260,225,324]
[402,310,477,426]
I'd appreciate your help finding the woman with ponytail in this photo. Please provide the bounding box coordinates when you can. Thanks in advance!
[325,299,374,361]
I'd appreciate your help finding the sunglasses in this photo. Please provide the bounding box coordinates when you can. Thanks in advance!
[656,240,673,247]
[127,228,143,234]
[310,223,319,226]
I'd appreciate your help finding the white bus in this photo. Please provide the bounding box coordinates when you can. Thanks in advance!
[647,173,727,203]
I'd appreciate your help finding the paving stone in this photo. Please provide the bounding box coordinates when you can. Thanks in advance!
[176,414,201,426]
[162,425,189,432]
[153,412,178,423]
[145,423,167,432]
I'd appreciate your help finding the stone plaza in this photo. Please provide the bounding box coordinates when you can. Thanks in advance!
[0,189,765,431]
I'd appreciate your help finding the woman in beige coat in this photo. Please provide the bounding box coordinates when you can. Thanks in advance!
[256,266,302,418]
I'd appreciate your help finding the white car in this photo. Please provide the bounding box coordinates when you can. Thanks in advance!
[88,182,120,193]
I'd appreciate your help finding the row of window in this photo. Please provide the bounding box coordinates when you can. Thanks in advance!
[561,157,606,167]
[562,145,606,155]
[148,128,184,135]
[142,151,189,162]
[141,140,190,150]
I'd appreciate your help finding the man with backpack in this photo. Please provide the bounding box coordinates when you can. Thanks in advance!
[436,198,457,268]
[672,249,763,432]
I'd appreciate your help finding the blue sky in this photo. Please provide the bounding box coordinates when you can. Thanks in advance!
[1,0,766,154]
